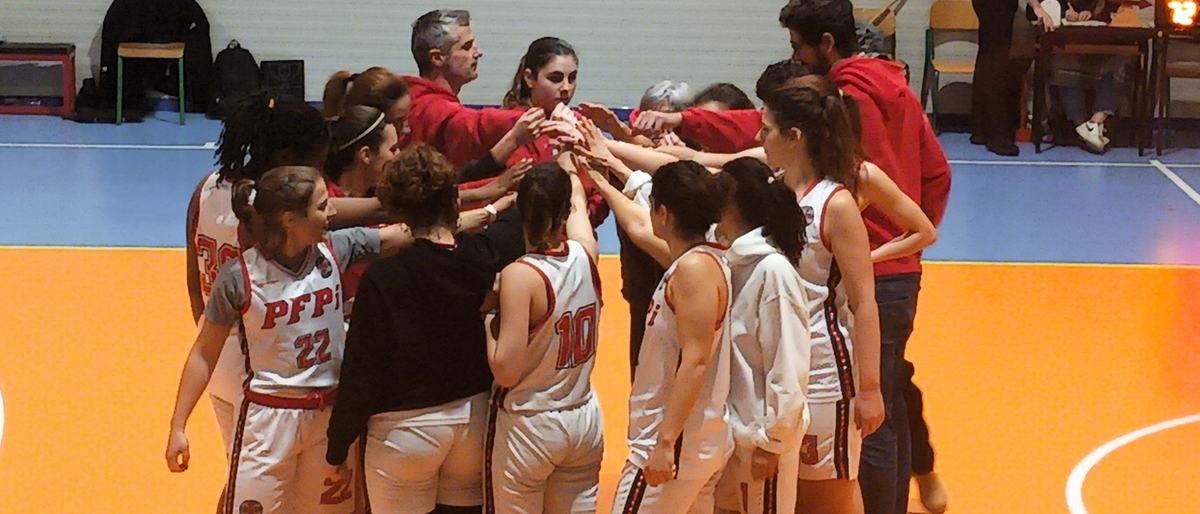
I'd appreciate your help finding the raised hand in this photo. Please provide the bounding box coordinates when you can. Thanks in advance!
[631,110,683,136]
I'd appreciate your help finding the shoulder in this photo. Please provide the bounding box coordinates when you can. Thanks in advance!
[501,258,544,289]
[673,250,726,280]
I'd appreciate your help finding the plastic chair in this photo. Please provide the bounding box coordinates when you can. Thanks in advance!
[116,42,186,125]
[921,0,979,132]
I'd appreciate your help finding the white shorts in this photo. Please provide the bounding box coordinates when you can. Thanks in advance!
[225,401,356,514]
[363,393,489,514]
[485,394,604,514]
[797,399,861,481]
[714,443,800,514]
[611,460,722,514]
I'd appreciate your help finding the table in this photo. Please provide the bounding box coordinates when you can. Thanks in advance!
[1032,26,1156,154]
[0,43,76,117]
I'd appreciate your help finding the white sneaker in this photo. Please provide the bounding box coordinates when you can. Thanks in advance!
[1076,122,1107,154]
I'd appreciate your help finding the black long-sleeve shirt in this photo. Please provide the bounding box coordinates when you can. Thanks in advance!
[326,209,525,465]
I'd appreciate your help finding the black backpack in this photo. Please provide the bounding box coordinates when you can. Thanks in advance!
[208,40,260,119]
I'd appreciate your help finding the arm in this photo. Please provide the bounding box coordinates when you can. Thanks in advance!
[185,179,205,324]
[165,316,233,472]
[643,254,728,486]
[679,108,763,153]
[327,274,391,466]
[458,194,517,234]
[608,140,681,175]
[917,119,952,228]
[488,107,545,165]
[328,197,392,229]
[752,272,811,454]
[585,167,672,267]
[858,162,939,262]
[566,169,599,262]
[459,160,532,205]
[486,264,538,388]
[825,191,884,437]
[441,106,528,167]
[578,102,657,147]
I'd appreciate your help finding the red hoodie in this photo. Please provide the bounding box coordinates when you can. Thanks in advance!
[832,57,951,276]
[399,75,525,168]
[673,57,952,277]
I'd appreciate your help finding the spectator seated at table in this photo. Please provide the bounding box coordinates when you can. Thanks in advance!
[1048,0,1137,153]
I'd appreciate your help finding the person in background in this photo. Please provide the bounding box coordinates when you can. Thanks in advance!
[1051,0,1132,154]
[971,0,1056,156]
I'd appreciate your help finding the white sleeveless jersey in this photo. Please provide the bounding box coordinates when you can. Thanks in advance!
[502,241,601,413]
[238,242,347,397]
[628,244,733,477]
[194,172,245,404]
[798,179,856,403]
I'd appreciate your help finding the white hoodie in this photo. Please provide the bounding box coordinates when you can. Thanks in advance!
[724,227,812,455]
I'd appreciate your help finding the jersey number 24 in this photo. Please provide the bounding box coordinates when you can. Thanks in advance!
[554,303,598,369]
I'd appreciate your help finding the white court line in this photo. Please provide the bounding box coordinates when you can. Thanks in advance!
[0,142,215,150]
[1150,159,1200,207]
[948,159,1153,167]
[1066,414,1200,514]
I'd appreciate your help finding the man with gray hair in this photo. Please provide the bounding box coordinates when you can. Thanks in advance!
[400,9,526,168]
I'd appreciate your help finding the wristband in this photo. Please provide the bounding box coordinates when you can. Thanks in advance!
[484,204,498,222]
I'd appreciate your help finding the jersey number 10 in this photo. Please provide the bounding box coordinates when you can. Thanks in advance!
[554,303,598,369]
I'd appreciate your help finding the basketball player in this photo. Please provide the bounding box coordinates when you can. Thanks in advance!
[711,158,811,514]
[760,85,882,514]
[167,166,411,514]
[580,156,734,513]
[482,161,603,514]
[326,144,527,514]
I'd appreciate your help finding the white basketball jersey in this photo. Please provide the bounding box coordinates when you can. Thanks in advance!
[194,172,246,404]
[798,179,856,403]
[238,242,347,397]
[503,241,602,413]
[628,244,733,478]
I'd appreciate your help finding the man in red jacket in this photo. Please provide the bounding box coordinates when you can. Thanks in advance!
[780,2,952,514]
[402,9,525,168]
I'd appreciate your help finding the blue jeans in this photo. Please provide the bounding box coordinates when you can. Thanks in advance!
[860,273,921,514]
[1060,73,1119,123]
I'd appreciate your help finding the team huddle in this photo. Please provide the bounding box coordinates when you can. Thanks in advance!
[164,1,952,514]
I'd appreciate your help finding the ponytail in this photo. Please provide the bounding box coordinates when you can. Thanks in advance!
[516,163,573,251]
[502,56,534,110]
[322,70,356,118]
[721,157,805,265]
[215,93,330,183]
[763,85,859,195]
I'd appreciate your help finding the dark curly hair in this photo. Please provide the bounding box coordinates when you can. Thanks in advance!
[377,144,460,230]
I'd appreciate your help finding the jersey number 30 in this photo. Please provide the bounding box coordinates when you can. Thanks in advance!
[554,304,598,369]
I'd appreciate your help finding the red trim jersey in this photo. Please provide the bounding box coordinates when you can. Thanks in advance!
[194,171,246,404]
[797,180,856,403]
[501,241,602,413]
[627,244,733,478]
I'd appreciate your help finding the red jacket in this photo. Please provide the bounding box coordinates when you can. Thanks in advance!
[669,58,952,276]
[399,75,525,168]
[832,57,951,276]
[679,108,763,153]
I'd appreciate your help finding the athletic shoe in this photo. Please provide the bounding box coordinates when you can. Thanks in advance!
[1076,122,1107,154]
[915,472,949,514]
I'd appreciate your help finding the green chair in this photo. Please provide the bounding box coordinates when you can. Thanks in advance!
[116,42,186,124]
[920,0,978,133]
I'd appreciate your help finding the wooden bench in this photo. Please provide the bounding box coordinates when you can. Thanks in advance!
[0,43,76,117]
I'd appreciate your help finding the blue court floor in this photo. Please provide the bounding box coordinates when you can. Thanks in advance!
[0,114,1198,265]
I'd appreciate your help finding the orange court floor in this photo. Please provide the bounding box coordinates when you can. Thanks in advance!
[0,248,1197,514]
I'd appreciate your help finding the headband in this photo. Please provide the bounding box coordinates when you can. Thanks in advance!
[336,112,387,152]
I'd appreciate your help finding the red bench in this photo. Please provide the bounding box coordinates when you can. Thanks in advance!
[0,43,76,117]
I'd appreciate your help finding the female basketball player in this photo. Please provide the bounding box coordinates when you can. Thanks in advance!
[167,166,411,514]
[577,154,733,513]
[185,94,344,470]
[710,157,811,514]
[326,144,527,514]
[482,161,603,514]
[322,67,412,135]
[760,85,883,514]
